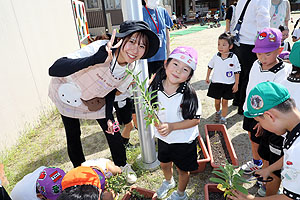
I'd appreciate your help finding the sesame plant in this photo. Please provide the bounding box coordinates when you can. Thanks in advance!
[209,162,249,199]
[126,68,163,127]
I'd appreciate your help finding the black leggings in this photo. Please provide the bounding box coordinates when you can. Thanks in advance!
[61,115,127,167]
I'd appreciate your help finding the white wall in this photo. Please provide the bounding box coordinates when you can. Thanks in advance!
[0,0,79,151]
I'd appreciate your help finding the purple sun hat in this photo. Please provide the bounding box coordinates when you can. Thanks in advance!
[169,46,198,70]
[252,28,282,53]
[36,167,66,200]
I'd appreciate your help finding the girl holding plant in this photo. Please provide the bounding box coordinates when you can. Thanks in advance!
[149,46,202,200]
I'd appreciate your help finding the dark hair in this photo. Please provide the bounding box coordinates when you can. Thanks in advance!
[142,0,146,6]
[273,98,296,113]
[218,32,234,46]
[149,59,198,119]
[57,185,99,200]
[278,25,289,32]
[121,32,149,59]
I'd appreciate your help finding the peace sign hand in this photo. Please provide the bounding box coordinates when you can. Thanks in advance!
[105,29,123,63]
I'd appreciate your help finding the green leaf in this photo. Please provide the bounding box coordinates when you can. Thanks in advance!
[212,170,227,180]
[209,177,226,185]
[235,185,248,195]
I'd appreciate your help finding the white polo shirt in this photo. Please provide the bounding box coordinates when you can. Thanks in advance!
[154,84,202,144]
[208,52,241,84]
[243,59,292,110]
[282,123,300,199]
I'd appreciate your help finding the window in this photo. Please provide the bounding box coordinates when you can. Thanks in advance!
[85,0,102,9]
[104,0,121,10]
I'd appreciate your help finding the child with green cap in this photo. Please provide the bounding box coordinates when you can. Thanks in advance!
[280,40,300,108]
[228,81,300,200]
[241,27,292,196]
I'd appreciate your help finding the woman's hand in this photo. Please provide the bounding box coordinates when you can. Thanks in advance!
[156,123,173,137]
[105,29,123,63]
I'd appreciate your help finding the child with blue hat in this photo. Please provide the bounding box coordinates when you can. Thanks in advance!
[228,81,300,200]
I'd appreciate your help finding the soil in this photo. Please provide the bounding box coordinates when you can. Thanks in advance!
[209,192,226,200]
[208,131,232,165]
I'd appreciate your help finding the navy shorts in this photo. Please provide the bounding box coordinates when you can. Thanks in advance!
[243,117,261,144]
[114,98,135,125]
[207,82,235,100]
[158,139,198,172]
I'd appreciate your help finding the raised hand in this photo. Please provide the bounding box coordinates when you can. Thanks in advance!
[105,29,123,63]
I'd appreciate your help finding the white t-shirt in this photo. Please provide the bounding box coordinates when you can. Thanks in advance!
[292,28,300,40]
[234,0,270,45]
[281,123,300,199]
[243,60,291,110]
[10,166,46,200]
[154,87,202,144]
[208,52,241,84]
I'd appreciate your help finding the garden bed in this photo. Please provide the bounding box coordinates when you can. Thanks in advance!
[205,124,238,168]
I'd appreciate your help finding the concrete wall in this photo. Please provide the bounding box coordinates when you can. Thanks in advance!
[0,0,79,151]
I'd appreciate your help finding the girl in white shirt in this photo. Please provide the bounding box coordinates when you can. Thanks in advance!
[149,46,201,200]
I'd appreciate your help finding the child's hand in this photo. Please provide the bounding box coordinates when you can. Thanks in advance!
[156,123,173,137]
[253,123,263,137]
[105,29,123,63]
[106,120,114,134]
[232,83,238,93]
[205,77,210,84]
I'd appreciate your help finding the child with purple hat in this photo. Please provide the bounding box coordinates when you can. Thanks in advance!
[10,166,65,200]
[241,27,292,196]
[149,46,201,200]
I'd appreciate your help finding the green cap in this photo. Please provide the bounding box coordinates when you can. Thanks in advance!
[244,82,290,118]
[290,40,300,68]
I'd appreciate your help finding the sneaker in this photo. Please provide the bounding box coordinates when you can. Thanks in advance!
[241,160,262,174]
[215,111,221,122]
[120,164,137,184]
[220,117,227,125]
[166,191,188,200]
[156,178,176,199]
[257,185,266,197]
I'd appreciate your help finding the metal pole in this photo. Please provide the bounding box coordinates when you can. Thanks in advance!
[100,0,108,33]
[121,1,159,170]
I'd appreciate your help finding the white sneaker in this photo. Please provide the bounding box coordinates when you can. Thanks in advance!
[241,160,262,174]
[166,191,188,200]
[120,163,137,184]
[156,178,176,199]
